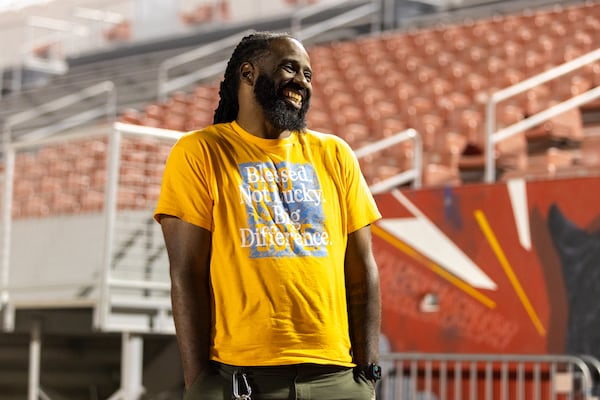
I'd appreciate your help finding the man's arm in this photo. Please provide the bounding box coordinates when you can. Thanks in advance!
[160,215,212,389]
[345,225,381,367]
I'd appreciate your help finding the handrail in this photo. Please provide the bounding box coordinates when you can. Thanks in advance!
[484,47,600,182]
[157,30,254,101]
[580,354,600,377]
[291,0,372,34]
[382,351,595,364]
[294,1,380,42]
[5,80,116,140]
[113,121,182,140]
[159,60,227,102]
[355,128,422,193]
[107,278,170,291]
[292,0,354,24]
[490,86,600,155]
[3,280,99,292]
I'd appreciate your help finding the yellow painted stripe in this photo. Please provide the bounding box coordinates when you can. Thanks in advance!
[372,224,496,309]
[474,210,546,336]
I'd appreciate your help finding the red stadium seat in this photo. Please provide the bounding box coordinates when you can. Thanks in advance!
[80,190,104,212]
[422,163,462,187]
[120,108,143,125]
[580,132,600,168]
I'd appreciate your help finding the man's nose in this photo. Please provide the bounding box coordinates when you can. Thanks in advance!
[293,72,310,88]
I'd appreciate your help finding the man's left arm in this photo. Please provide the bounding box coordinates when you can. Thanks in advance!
[345,225,381,369]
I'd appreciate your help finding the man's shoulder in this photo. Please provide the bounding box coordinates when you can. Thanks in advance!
[177,123,233,145]
[303,128,353,152]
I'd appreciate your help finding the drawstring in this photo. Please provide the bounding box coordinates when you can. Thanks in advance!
[232,370,252,400]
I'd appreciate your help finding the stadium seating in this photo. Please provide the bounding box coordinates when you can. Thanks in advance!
[6,1,595,221]
[116,1,600,188]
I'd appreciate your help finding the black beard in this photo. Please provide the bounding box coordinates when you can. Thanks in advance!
[253,73,310,132]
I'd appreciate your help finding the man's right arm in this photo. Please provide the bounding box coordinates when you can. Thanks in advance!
[159,215,212,389]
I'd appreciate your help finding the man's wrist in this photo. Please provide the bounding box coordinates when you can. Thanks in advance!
[359,363,382,382]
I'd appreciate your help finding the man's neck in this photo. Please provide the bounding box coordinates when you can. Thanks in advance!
[236,114,291,140]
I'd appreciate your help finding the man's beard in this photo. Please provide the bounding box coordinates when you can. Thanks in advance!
[253,73,310,132]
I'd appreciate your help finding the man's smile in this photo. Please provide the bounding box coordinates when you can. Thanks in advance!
[282,88,303,108]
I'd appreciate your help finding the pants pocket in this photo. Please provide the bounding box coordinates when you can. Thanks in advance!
[184,369,228,400]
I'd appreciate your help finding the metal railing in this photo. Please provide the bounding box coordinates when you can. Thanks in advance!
[292,0,381,41]
[380,352,600,400]
[1,81,116,331]
[8,81,116,142]
[93,121,181,333]
[355,128,423,193]
[484,48,600,183]
[156,30,254,102]
[0,123,177,334]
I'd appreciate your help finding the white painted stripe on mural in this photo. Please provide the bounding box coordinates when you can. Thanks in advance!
[385,190,497,290]
[507,179,532,251]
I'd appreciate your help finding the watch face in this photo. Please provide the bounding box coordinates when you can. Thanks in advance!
[373,364,382,379]
[369,364,382,380]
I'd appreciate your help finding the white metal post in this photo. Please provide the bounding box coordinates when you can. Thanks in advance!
[122,332,144,400]
[1,131,15,331]
[28,320,41,400]
[484,99,496,183]
[96,126,122,331]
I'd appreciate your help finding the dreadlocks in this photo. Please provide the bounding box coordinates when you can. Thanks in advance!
[213,31,293,124]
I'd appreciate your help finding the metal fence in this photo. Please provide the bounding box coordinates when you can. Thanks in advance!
[379,353,600,400]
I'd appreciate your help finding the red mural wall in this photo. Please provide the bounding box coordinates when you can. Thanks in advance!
[373,176,600,357]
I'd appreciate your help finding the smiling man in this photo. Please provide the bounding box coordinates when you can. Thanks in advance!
[155,32,382,400]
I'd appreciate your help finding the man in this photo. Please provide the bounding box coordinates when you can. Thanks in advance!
[155,31,382,400]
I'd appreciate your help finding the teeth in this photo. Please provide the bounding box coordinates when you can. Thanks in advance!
[283,89,302,104]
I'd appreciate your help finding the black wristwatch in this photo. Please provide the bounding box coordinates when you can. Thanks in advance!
[363,363,382,381]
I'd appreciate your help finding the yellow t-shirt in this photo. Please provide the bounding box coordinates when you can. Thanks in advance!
[155,121,381,367]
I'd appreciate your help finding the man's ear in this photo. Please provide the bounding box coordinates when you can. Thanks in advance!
[240,62,255,85]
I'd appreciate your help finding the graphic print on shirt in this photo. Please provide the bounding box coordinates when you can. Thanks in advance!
[238,161,329,258]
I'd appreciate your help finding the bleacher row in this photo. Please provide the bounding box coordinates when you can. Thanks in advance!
[4,1,600,219]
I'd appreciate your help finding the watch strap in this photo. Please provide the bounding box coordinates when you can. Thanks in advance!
[363,363,382,381]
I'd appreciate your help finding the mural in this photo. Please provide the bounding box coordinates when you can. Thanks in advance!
[372,176,600,358]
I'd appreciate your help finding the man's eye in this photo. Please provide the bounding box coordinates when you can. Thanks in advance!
[304,73,312,82]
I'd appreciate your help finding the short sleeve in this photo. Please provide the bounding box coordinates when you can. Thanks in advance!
[154,135,214,230]
[337,139,382,233]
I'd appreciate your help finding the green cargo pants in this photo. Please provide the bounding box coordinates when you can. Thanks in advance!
[184,362,376,400]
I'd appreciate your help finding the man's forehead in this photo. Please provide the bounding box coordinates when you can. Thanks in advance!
[268,37,310,61]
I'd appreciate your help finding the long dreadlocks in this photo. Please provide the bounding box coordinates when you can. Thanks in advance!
[213,31,293,124]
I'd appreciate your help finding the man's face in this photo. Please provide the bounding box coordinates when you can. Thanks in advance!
[253,37,312,132]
